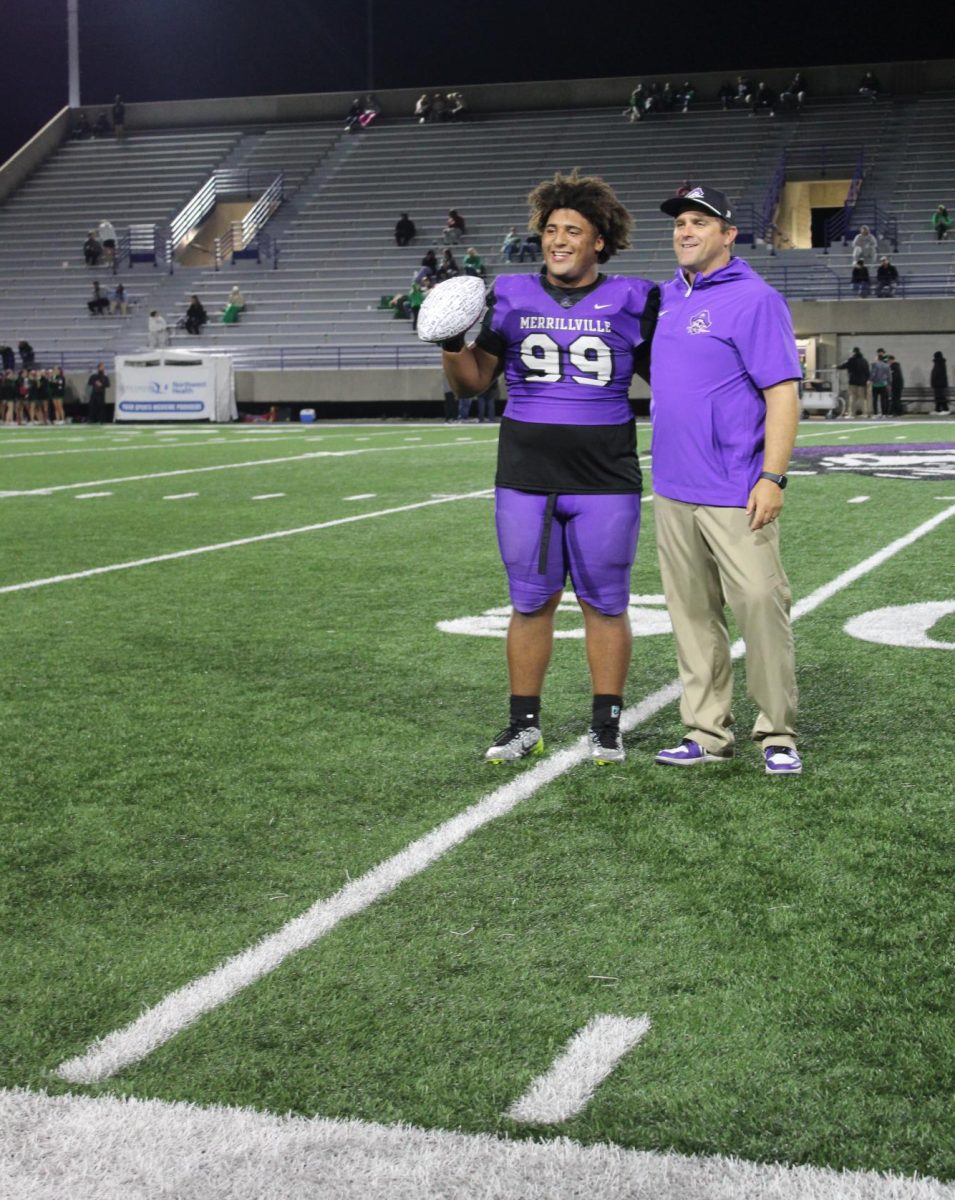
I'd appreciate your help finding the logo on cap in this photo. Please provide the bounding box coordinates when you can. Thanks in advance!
[686,187,705,199]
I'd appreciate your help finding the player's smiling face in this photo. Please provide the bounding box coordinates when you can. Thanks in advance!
[542,208,605,288]
[672,209,736,279]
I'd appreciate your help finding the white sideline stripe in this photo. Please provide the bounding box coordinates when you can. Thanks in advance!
[506,1015,651,1124]
[163,492,199,501]
[52,502,955,1084]
[75,492,113,500]
[251,493,286,500]
[0,437,496,496]
[848,496,870,504]
[0,490,494,596]
[344,492,377,500]
[6,1089,953,1200]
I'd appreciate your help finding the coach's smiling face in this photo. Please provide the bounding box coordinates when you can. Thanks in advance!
[672,209,736,280]
[542,208,604,288]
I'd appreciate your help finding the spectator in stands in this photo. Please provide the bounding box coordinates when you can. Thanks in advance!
[442,209,467,244]
[676,82,696,113]
[932,204,952,241]
[875,256,899,297]
[87,363,110,423]
[414,93,432,123]
[395,213,416,246]
[519,231,542,261]
[930,351,950,414]
[436,248,459,281]
[644,82,664,114]
[88,281,110,315]
[623,84,645,122]
[886,355,904,415]
[870,354,891,416]
[850,260,871,297]
[344,98,363,132]
[838,347,870,417]
[112,94,125,137]
[717,81,735,109]
[463,246,486,278]
[851,224,877,268]
[359,95,381,128]
[83,230,102,266]
[51,366,66,424]
[97,219,117,265]
[148,310,168,348]
[501,225,522,261]
[72,110,91,139]
[858,72,881,100]
[733,76,753,107]
[431,93,447,122]
[93,112,111,137]
[780,72,808,111]
[750,82,777,117]
[184,295,207,335]
[661,82,677,112]
[223,285,245,324]
[388,293,411,319]
[447,92,467,119]
[18,340,35,368]
[408,280,425,330]
[112,282,128,316]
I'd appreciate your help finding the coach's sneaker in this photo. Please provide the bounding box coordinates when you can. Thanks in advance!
[589,725,625,765]
[484,724,543,764]
[764,745,802,775]
[655,738,731,767]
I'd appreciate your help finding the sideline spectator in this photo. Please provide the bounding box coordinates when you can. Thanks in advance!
[1,370,16,424]
[858,71,881,100]
[875,257,899,297]
[780,72,808,111]
[112,282,128,316]
[463,246,486,278]
[851,224,877,268]
[932,204,952,241]
[97,219,117,265]
[850,260,870,297]
[184,295,207,335]
[414,93,432,124]
[87,362,110,423]
[32,370,50,425]
[0,344,15,370]
[83,230,102,266]
[112,94,125,137]
[88,281,110,315]
[501,225,522,261]
[475,378,498,423]
[838,346,870,417]
[51,366,67,424]
[930,351,950,414]
[750,81,776,117]
[148,310,168,348]
[442,209,467,244]
[18,340,35,368]
[436,248,459,281]
[887,355,904,416]
[395,212,416,246]
[870,354,891,417]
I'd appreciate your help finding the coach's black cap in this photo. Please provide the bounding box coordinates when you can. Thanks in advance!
[660,186,734,221]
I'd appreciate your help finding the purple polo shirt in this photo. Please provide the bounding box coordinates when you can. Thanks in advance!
[650,258,800,507]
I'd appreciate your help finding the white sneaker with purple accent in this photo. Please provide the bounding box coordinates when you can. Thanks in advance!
[764,745,802,775]
[654,738,731,767]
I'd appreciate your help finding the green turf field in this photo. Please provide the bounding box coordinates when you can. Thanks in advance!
[2,420,953,1191]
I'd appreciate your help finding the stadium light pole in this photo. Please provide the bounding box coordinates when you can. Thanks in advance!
[67,0,80,107]
[366,0,374,91]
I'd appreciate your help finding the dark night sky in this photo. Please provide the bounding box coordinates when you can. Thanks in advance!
[3,0,954,167]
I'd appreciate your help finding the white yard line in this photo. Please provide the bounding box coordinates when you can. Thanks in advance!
[54,503,955,1084]
[0,491,493,596]
[4,1088,952,1200]
[506,1015,651,1124]
[0,438,497,497]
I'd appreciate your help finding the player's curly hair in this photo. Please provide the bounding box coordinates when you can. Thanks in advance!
[526,169,632,263]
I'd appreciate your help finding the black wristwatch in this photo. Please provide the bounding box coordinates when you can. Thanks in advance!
[759,470,788,489]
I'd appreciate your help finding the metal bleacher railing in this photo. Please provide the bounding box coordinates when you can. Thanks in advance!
[159,169,285,272]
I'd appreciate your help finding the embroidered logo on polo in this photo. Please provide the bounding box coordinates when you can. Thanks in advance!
[687,309,712,335]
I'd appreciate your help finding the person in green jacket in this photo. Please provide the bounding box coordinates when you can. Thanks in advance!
[932,204,952,241]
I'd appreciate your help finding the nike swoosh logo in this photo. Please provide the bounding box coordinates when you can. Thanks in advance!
[594,303,612,310]
[658,310,669,315]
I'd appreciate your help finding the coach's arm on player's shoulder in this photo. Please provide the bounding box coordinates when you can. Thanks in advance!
[442,342,501,398]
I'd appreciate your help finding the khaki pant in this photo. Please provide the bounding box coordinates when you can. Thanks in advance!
[847,383,870,417]
[654,495,798,754]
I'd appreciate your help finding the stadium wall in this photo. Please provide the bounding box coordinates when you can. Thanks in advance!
[0,107,71,205]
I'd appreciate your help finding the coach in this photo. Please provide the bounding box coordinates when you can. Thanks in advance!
[650,186,803,775]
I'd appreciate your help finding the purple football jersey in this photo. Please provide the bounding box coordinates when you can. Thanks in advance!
[486,274,655,424]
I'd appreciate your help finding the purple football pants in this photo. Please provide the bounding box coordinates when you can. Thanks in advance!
[495,487,641,616]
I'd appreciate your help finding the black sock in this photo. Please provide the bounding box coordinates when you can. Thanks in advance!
[510,695,540,729]
[592,694,623,729]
